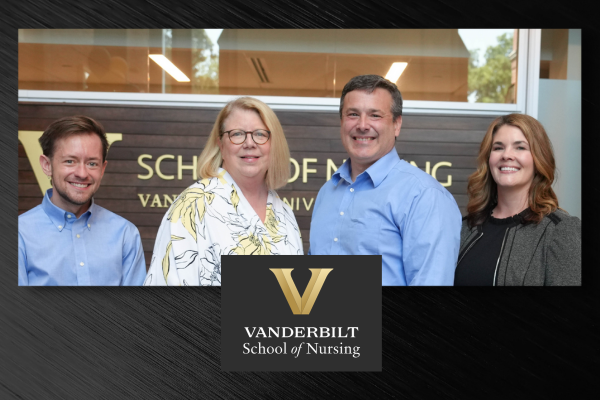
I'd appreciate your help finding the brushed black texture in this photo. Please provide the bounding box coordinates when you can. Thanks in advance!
[3,0,596,29]
[3,0,597,398]
[2,288,597,398]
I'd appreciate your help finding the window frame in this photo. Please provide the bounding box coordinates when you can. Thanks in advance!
[18,30,541,117]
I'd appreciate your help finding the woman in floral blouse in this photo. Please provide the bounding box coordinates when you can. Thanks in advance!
[144,97,303,286]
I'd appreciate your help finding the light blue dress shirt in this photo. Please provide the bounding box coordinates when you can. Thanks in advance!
[309,148,461,285]
[18,189,146,286]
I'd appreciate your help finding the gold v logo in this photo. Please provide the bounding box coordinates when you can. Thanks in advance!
[18,130,123,194]
[270,268,333,315]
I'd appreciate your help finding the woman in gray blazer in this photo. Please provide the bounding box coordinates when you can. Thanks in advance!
[455,113,581,286]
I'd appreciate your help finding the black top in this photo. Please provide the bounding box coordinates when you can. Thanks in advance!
[454,212,523,286]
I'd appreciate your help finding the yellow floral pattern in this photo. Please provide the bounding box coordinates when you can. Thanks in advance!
[264,205,284,244]
[231,185,240,213]
[144,169,303,286]
[167,179,215,241]
[232,232,272,255]
[162,235,184,282]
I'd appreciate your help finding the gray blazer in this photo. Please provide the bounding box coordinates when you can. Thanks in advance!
[459,210,581,286]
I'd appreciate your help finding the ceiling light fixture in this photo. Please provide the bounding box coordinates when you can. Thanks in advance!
[385,62,408,83]
[149,54,190,82]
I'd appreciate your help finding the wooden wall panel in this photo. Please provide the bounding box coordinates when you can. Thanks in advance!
[18,102,496,267]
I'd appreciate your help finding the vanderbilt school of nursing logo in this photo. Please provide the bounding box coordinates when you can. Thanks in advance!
[221,256,381,371]
[270,268,333,315]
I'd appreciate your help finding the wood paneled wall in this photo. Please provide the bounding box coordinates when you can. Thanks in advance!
[19,103,496,266]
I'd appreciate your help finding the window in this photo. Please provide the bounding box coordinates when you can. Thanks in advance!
[19,29,533,114]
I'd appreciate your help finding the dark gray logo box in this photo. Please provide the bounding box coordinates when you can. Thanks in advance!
[221,255,382,371]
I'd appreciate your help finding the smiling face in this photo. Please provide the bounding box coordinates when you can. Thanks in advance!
[40,133,107,217]
[489,125,535,194]
[340,88,401,179]
[218,108,271,186]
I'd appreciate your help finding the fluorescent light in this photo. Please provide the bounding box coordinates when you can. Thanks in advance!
[385,62,408,83]
[149,54,190,82]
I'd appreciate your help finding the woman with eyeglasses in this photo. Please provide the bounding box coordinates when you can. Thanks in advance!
[145,97,303,286]
[454,113,581,286]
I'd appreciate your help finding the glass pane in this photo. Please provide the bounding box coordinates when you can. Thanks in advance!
[537,29,581,219]
[539,29,581,81]
[459,29,518,104]
[19,29,518,104]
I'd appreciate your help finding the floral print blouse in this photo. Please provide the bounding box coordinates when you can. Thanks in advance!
[144,169,303,286]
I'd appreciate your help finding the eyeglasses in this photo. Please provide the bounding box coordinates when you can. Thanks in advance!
[221,129,271,145]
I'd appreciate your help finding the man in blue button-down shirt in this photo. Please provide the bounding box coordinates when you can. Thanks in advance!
[18,116,146,286]
[309,75,461,285]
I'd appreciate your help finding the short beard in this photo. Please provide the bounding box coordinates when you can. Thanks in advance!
[53,180,94,207]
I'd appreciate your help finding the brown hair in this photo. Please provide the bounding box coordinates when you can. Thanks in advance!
[466,113,559,227]
[39,116,109,161]
[197,97,291,190]
[339,74,403,120]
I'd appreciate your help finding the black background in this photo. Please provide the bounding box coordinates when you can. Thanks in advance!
[2,0,597,398]
[221,256,381,371]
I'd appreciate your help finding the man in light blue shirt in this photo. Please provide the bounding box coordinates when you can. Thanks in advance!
[309,75,461,285]
[18,116,146,286]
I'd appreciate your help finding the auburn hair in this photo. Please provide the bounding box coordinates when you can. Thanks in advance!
[466,113,559,227]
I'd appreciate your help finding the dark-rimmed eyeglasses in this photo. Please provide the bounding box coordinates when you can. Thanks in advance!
[221,129,271,145]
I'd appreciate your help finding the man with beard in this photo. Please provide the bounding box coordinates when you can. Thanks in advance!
[18,116,146,285]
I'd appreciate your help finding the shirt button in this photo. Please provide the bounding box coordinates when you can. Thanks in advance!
[87,224,91,228]
[350,188,354,192]
[58,225,62,229]
[340,212,344,216]
[67,215,72,218]
[80,262,84,266]
[334,238,338,242]
[77,234,80,238]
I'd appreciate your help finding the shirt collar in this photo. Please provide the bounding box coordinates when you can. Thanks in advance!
[331,148,401,187]
[331,160,351,185]
[42,188,95,231]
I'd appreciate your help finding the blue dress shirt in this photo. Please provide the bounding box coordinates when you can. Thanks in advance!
[18,189,146,286]
[309,148,461,286]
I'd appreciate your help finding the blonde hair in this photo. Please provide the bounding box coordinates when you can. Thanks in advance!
[466,113,559,227]
[197,97,291,190]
